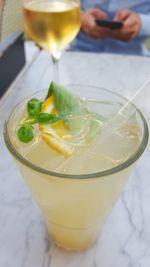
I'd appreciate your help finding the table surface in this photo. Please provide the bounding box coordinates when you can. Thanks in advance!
[0,49,150,267]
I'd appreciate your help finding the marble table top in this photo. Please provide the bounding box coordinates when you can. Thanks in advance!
[0,49,150,267]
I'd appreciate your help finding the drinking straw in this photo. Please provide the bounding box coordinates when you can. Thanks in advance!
[104,77,150,132]
[118,77,150,119]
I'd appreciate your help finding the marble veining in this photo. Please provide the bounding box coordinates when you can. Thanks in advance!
[0,47,150,267]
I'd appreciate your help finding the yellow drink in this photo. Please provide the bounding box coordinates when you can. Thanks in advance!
[23,0,80,55]
[4,85,148,251]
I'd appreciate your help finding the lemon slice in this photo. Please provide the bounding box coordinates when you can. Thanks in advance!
[40,96,73,157]
[40,128,73,158]
[42,96,55,113]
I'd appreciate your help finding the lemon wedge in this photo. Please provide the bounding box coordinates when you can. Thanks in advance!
[41,96,55,113]
[39,96,74,157]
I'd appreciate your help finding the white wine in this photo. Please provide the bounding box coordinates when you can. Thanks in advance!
[23,0,80,56]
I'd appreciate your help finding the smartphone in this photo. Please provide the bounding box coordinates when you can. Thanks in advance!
[95,19,123,30]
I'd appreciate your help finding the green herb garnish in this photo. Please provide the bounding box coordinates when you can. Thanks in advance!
[45,82,54,100]
[37,113,62,124]
[17,83,63,143]
[17,125,34,143]
[51,82,80,116]
[27,98,42,118]
[17,82,104,144]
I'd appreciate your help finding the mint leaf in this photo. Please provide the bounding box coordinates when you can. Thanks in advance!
[50,82,89,134]
[47,82,107,143]
[45,82,54,100]
[51,82,80,116]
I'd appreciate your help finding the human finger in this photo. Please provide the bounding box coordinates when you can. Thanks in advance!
[113,9,132,22]
[90,8,108,20]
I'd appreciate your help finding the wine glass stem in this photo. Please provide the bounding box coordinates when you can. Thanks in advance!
[52,55,60,82]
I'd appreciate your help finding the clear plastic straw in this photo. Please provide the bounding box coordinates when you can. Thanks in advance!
[102,77,150,135]
[118,77,150,117]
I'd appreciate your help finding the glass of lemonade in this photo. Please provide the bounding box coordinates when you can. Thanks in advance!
[4,85,149,251]
[23,0,81,79]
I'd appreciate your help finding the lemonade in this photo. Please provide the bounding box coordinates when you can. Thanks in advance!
[4,83,149,251]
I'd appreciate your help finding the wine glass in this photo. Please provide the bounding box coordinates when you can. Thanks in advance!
[23,0,81,81]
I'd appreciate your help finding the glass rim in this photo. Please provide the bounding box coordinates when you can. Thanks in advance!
[3,85,149,179]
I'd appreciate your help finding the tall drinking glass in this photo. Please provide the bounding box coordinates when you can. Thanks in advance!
[23,0,81,80]
[4,85,149,251]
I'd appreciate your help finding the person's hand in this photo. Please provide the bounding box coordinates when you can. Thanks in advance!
[110,9,141,42]
[81,9,110,39]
